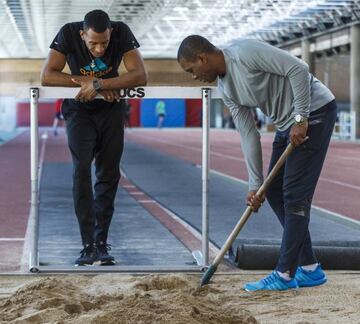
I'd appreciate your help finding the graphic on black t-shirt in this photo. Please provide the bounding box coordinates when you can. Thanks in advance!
[80,58,113,78]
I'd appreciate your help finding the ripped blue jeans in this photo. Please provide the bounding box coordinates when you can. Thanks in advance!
[266,100,337,277]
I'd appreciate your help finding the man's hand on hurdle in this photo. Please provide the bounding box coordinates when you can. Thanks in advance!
[72,78,98,102]
[98,90,120,102]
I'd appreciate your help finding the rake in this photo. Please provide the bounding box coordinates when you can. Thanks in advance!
[200,143,294,286]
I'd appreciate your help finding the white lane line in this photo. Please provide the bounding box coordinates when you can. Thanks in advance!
[130,133,359,192]
[130,131,360,165]
[212,152,245,162]
[312,205,360,228]
[128,133,246,162]
[208,168,360,227]
[120,167,220,259]
[214,158,358,191]
[207,168,248,185]
[130,133,202,152]
[156,204,220,256]
[331,156,360,162]
[0,238,25,242]
[319,178,360,191]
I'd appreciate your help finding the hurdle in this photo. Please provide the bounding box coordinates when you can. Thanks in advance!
[17,86,223,273]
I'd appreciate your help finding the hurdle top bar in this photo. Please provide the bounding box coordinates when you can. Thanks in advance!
[16,86,223,99]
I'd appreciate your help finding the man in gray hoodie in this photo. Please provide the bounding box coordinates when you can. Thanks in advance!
[177,35,337,291]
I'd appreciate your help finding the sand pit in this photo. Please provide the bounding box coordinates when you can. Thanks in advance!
[0,272,359,323]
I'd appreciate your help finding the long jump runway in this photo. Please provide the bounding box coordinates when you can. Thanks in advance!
[26,127,193,271]
[39,162,195,269]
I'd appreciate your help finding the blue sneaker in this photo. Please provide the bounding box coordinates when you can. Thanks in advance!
[295,264,327,287]
[244,271,298,292]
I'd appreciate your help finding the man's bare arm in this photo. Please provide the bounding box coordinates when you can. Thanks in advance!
[99,48,148,90]
[41,49,91,87]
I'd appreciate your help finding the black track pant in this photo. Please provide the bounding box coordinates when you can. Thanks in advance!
[63,100,125,246]
[266,100,337,276]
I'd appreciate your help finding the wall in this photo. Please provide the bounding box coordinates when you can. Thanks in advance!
[314,54,350,102]
[16,101,56,126]
[185,99,202,127]
[0,55,350,100]
[0,59,207,96]
[0,55,352,129]
[0,96,16,131]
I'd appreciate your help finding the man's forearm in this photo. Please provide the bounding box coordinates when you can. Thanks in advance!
[41,70,90,87]
[41,68,147,92]
[100,70,147,90]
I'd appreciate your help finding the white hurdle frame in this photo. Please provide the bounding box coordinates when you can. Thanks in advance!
[17,86,222,273]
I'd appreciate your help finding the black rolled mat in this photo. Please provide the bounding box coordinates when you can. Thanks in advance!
[234,243,360,270]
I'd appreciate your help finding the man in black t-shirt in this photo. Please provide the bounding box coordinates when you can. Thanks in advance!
[41,10,147,266]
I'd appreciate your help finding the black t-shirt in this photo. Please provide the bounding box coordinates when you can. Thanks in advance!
[50,21,140,110]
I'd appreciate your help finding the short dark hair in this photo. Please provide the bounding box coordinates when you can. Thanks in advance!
[177,35,216,62]
[83,10,111,33]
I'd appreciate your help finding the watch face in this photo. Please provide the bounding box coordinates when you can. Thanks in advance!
[93,80,101,91]
[295,115,302,123]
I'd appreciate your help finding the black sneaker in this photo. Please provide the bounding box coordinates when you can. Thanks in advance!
[96,241,115,265]
[75,244,97,266]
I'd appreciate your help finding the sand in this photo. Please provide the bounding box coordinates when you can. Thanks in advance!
[0,272,359,324]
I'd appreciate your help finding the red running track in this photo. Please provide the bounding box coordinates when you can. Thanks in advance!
[0,130,71,272]
[125,129,360,222]
[0,132,31,271]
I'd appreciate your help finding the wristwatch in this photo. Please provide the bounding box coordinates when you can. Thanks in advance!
[92,79,102,92]
[294,114,307,125]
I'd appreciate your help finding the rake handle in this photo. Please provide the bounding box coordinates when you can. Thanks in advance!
[200,143,294,286]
